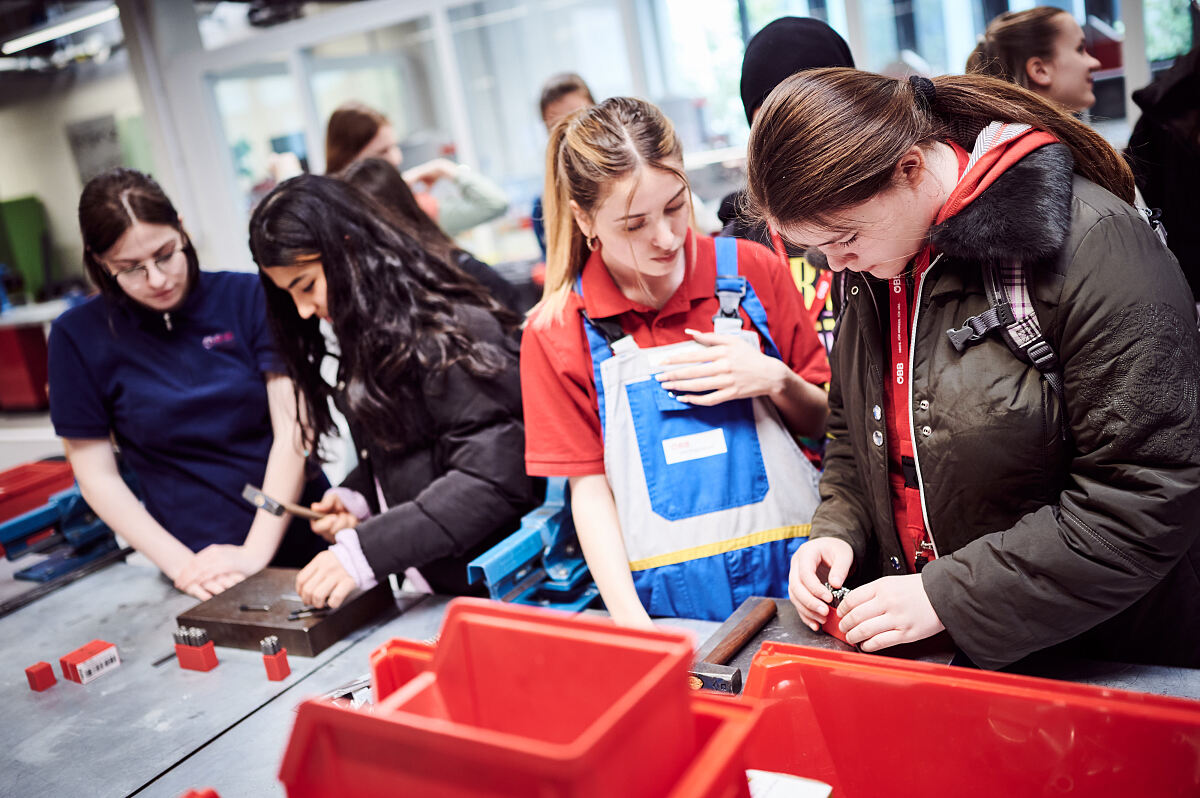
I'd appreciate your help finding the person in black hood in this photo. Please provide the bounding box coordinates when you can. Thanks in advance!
[718,17,855,354]
[1125,43,1200,304]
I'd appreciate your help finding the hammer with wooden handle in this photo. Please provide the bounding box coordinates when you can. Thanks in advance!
[687,597,778,694]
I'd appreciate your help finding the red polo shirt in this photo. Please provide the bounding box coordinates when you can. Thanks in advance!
[521,232,831,476]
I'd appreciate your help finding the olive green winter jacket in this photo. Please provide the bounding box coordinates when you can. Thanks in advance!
[814,143,1200,669]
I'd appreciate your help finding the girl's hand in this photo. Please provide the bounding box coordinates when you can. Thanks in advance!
[310,492,359,543]
[788,537,855,631]
[656,329,789,406]
[296,550,358,609]
[174,544,268,592]
[402,158,458,186]
[837,574,945,651]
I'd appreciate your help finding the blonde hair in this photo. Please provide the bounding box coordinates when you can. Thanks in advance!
[536,97,688,320]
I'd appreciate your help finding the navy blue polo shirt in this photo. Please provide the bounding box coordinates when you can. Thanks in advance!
[48,271,295,552]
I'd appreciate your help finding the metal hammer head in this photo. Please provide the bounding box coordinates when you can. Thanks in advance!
[242,484,284,516]
[687,662,742,694]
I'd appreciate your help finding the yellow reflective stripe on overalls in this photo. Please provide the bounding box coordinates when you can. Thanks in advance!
[629,523,812,571]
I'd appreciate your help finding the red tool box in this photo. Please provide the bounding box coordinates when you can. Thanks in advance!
[281,599,762,798]
[740,641,1200,796]
[0,460,74,526]
[0,325,50,410]
[278,599,1200,797]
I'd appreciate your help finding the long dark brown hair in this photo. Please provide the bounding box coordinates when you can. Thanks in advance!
[336,157,456,266]
[78,168,200,306]
[249,174,513,457]
[746,69,1134,234]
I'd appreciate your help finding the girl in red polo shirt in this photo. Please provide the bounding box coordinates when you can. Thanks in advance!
[521,97,830,625]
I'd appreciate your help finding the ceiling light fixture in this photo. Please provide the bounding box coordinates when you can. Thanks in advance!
[2,5,120,56]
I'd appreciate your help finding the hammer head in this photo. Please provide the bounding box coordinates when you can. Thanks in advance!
[242,484,285,516]
[687,662,742,694]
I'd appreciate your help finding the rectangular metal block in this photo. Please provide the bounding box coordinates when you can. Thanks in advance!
[176,568,395,657]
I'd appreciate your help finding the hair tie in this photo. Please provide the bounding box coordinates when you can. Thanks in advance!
[909,75,936,111]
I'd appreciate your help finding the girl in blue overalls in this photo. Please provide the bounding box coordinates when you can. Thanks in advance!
[521,97,830,625]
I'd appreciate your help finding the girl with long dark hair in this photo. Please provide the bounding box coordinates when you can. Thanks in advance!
[747,69,1199,668]
[249,174,539,607]
[337,157,522,312]
[48,168,326,599]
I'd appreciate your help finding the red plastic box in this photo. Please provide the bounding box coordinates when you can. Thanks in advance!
[741,641,1200,797]
[263,649,290,681]
[0,326,50,410]
[25,661,56,691]
[59,639,120,684]
[0,460,74,525]
[280,598,762,798]
[176,641,219,672]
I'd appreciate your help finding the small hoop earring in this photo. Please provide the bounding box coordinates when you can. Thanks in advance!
[586,235,600,252]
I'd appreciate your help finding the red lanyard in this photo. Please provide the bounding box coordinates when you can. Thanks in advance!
[888,248,937,571]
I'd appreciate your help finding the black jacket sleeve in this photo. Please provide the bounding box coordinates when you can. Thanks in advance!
[354,359,536,579]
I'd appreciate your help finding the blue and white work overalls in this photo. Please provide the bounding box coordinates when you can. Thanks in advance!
[580,237,822,620]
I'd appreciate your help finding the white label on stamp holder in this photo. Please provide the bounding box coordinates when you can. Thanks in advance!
[662,428,727,465]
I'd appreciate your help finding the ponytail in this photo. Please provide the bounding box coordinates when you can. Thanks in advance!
[746,69,1133,235]
[539,112,593,319]
[534,97,686,321]
[928,74,1133,202]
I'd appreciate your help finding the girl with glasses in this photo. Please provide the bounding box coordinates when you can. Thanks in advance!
[48,168,327,600]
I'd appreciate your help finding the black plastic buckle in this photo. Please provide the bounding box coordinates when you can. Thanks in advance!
[1027,339,1058,371]
[946,324,978,352]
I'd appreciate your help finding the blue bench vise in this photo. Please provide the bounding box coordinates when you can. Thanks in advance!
[467,478,599,612]
[0,485,119,582]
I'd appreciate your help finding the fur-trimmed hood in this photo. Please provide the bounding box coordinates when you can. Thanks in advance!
[930,142,1075,266]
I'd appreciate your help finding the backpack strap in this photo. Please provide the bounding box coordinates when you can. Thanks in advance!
[946,261,1069,439]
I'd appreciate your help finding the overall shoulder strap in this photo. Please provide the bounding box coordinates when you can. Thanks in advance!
[712,237,783,360]
[574,274,625,435]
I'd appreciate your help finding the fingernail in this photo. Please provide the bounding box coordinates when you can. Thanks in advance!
[684,328,701,336]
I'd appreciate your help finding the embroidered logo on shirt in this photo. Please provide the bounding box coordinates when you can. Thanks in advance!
[202,331,235,350]
[662,428,728,465]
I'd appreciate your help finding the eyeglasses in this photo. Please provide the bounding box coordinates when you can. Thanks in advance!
[106,239,187,287]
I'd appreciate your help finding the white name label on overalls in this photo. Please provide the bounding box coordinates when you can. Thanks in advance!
[662,428,728,465]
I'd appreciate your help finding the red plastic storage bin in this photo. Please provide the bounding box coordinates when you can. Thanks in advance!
[740,641,1200,797]
[0,326,50,410]
[0,460,74,524]
[280,598,762,798]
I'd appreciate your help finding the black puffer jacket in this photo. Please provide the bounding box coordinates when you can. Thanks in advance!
[815,143,1200,669]
[338,306,541,595]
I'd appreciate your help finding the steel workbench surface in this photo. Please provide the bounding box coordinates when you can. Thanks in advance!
[2,558,1197,797]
